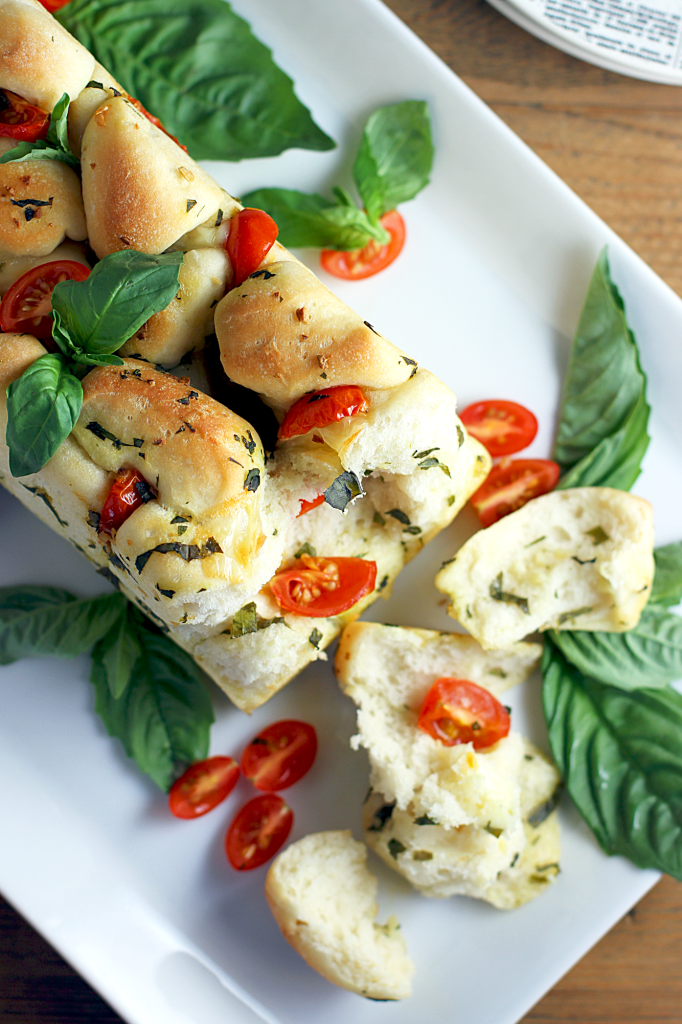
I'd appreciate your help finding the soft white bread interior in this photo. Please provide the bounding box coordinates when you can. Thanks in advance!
[67,63,125,157]
[435,487,655,650]
[0,158,87,256]
[335,622,560,908]
[265,831,414,1000]
[0,0,95,111]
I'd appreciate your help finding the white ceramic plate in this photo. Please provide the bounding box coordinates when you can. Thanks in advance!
[2,1,681,1022]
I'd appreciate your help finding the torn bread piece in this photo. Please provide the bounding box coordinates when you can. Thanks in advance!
[265,831,414,1000]
[335,622,560,908]
[435,487,655,650]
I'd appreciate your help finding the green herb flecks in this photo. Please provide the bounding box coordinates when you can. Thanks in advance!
[489,573,530,615]
[324,471,363,512]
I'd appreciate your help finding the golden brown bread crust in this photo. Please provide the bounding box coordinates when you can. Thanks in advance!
[0,159,87,256]
[215,260,415,410]
[80,96,227,258]
[0,330,46,392]
[67,62,125,158]
[72,360,265,517]
[0,0,95,111]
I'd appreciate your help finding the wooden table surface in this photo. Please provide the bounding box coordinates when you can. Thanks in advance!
[3,1,682,1021]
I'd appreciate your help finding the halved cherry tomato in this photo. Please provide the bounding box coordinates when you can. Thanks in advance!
[471,458,560,528]
[0,90,49,143]
[418,678,510,750]
[279,385,368,441]
[168,756,239,819]
[0,260,90,341]
[270,554,376,617]
[99,468,157,536]
[38,0,72,11]
[226,208,279,288]
[460,399,538,457]
[297,494,325,517]
[225,794,293,871]
[127,95,188,153]
[320,210,405,281]
[241,720,317,792]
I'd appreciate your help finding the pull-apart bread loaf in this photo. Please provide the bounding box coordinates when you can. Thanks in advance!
[335,623,562,909]
[265,831,414,1000]
[0,0,490,710]
[436,488,654,650]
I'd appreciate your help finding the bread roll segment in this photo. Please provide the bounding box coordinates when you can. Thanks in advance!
[0,159,87,256]
[265,831,414,1000]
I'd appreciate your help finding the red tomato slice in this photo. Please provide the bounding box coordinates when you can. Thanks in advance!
[0,260,90,340]
[0,90,49,143]
[270,555,376,617]
[38,0,72,10]
[418,678,511,750]
[460,399,538,457]
[226,208,279,288]
[225,794,293,871]
[99,468,157,536]
[320,210,405,281]
[297,494,325,517]
[471,458,560,528]
[168,756,239,819]
[127,96,188,153]
[241,720,317,792]
[278,385,368,441]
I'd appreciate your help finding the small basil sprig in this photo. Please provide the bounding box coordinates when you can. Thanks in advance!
[0,586,214,789]
[0,93,79,168]
[5,250,184,478]
[243,101,434,251]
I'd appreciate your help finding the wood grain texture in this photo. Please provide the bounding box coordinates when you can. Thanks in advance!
[3,1,682,1022]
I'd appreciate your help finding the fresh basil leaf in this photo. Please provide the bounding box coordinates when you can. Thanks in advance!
[230,602,258,638]
[353,100,434,224]
[0,586,125,664]
[5,354,82,477]
[70,350,126,369]
[0,93,79,169]
[51,250,183,357]
[93,602,142,698]
[240,187,388,250]
[548,606,682,690]
[91,618,213,790]
[56,0,334,161]
[542,639,682,878]
[324,471,363,512]
[553,249,650,491]
[650,541,682,608]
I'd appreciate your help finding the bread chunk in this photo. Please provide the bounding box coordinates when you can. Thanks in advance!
[335,622,560,908]
[0,242,89,296]
[436,487,654,650]
[265,831,414,1000]
[0,159,87,256]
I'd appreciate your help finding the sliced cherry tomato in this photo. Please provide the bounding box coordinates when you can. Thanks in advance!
[226,208,279,288]
[0,90,49,143]
[241,720,317,792]
[278,385,368,441]
[320,210,405,281]
[270,554,376,617]
[98,467,157,536]
[418,678,510,750]
[471,458,560,528]
[38,0,72,11]
[127,96,188,153]
[168,756,239,819]
[460,399,538,457]
[297,494,325,517]
[0,260,90,340]
[225,794,293,871]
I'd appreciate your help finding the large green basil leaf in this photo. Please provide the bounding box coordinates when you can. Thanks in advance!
[542,639,682,877]
[0,93,79,168]
[0,586,125,664]
[51,250,183,358]
[5,354,82,477]
[650,541,682,609]
[548,605,682,690]
[240,187,389,250]
[353,101,434,225]
[553,249,650,491]
[91,619,214,790]
[93,602,142,699]
[56,0,334,161]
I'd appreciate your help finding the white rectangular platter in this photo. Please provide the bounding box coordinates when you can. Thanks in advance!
[2,1,681,1022]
